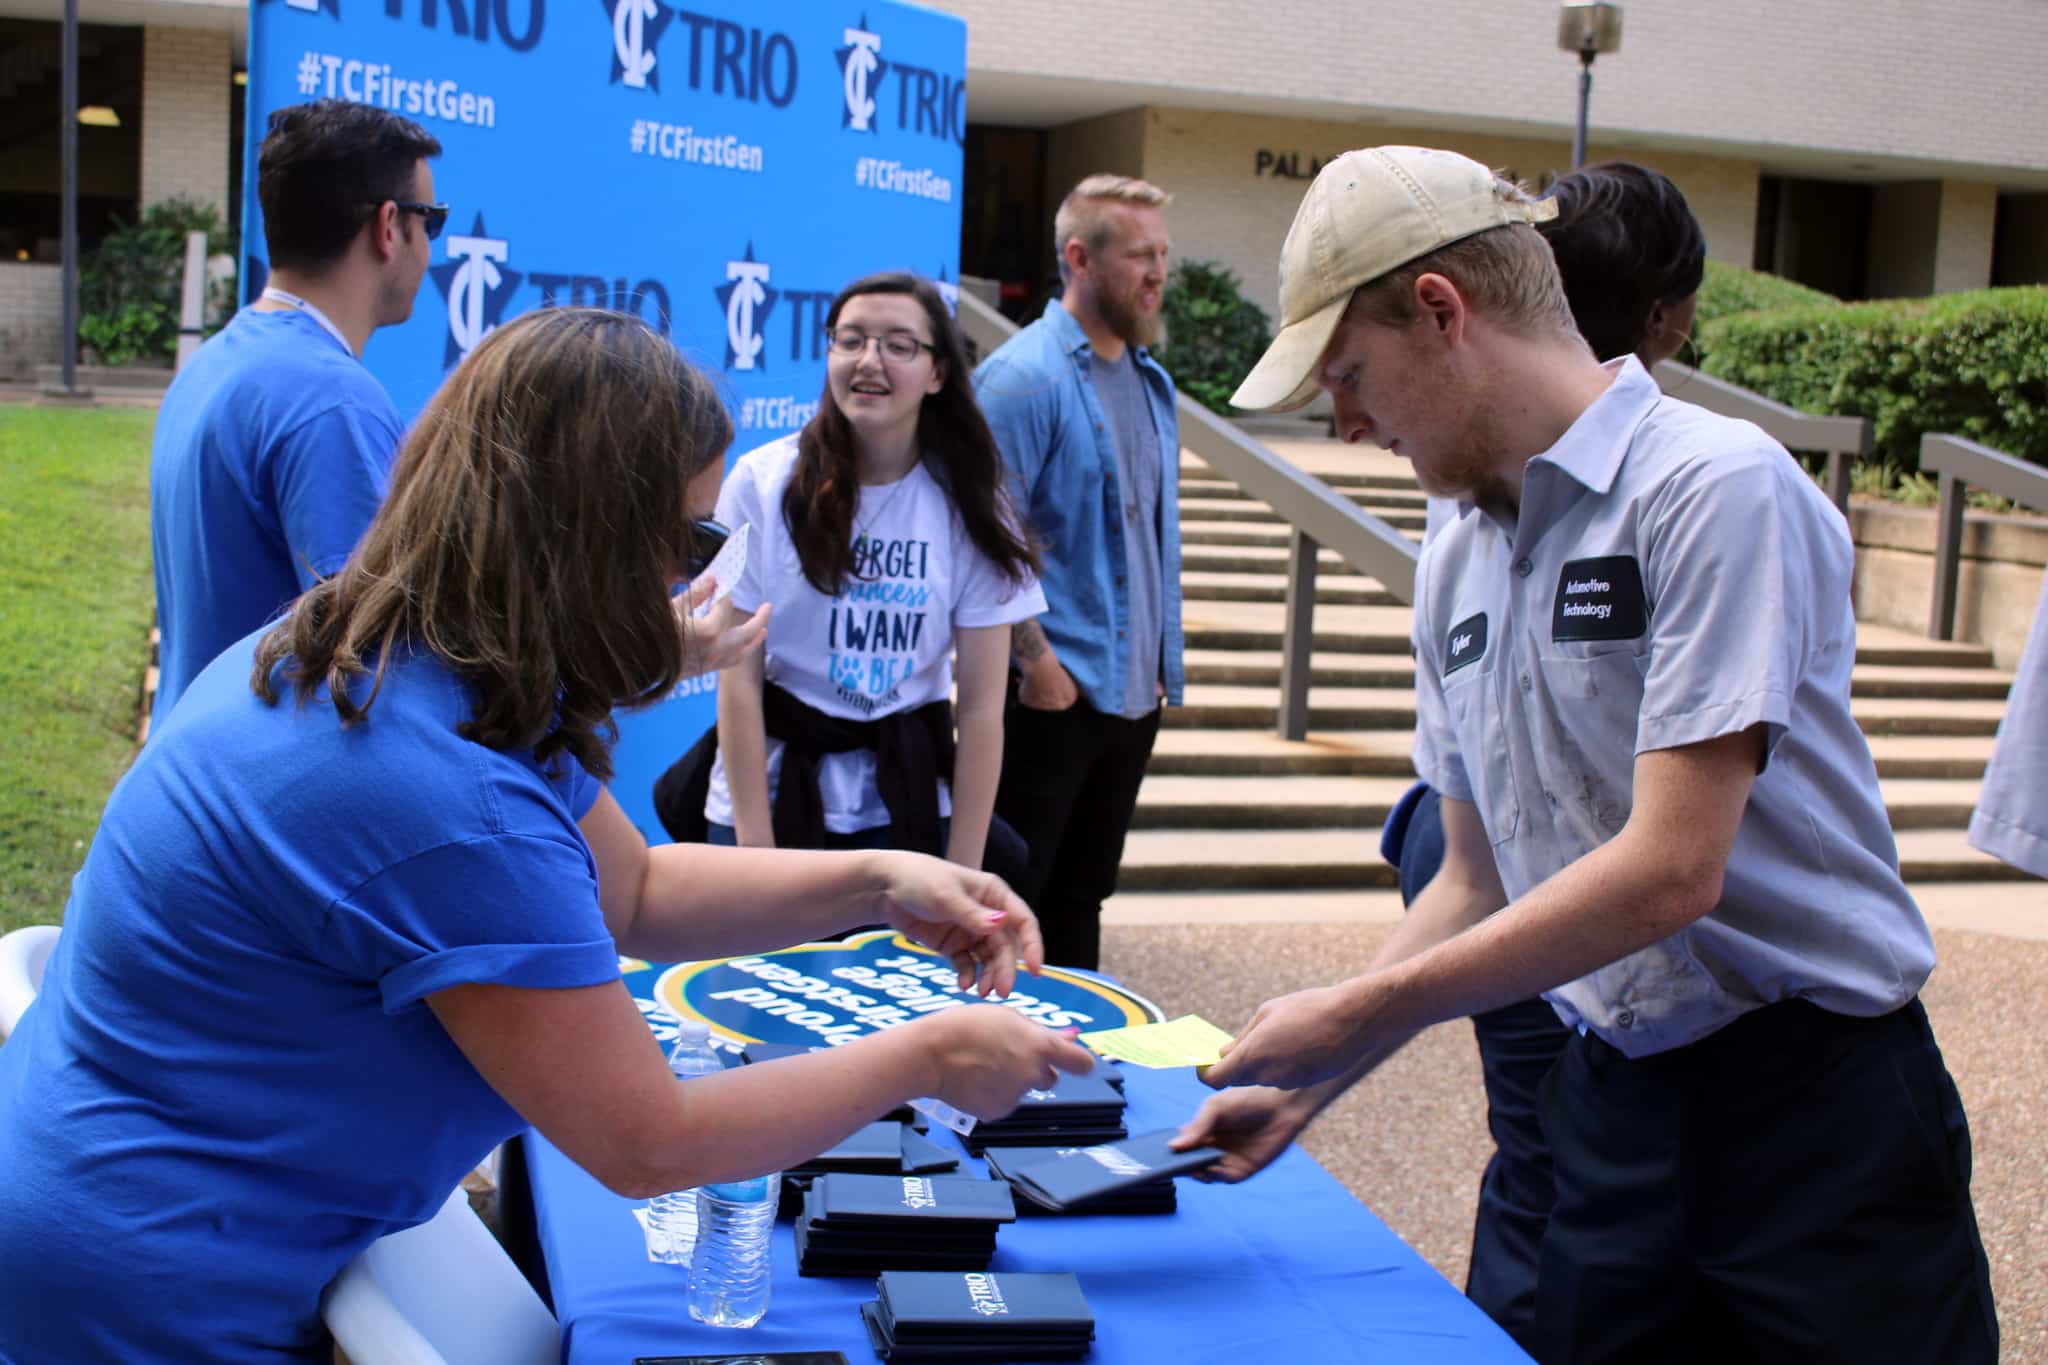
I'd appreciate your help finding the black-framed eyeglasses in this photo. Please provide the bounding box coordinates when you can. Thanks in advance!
[825,327,935,363]
[363,200,451,241]
[683,518,730,579]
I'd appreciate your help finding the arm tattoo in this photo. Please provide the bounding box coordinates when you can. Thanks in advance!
[1011,618,1050,664]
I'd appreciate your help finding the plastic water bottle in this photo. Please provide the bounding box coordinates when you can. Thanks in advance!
[646,1020,723,1264]
[686,1171,781,1328]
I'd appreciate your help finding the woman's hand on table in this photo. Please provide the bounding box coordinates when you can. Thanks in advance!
[863,851,1044,997]
[918,1007,1096,1122]
[1170,1085,1319,1184]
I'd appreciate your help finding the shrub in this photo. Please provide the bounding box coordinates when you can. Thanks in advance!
[1692,260,1839,332]
[1698,286,2048,472]
[79,198,237,367]
[1155,260,1272,415]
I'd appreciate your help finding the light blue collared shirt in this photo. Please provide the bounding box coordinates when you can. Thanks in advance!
[973,298,1185,716]
[1412,357,1935,1058]
[1969,581,2048,877]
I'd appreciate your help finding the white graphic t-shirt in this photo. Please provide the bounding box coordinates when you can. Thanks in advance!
[705,434,1048,834]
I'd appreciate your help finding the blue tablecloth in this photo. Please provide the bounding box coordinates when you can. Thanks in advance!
[525,1063,1532,1364]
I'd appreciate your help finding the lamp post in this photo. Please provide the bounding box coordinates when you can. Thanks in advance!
[1557,2,1622,171]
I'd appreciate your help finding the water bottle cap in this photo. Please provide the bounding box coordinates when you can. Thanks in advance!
[674,1017,711,1043]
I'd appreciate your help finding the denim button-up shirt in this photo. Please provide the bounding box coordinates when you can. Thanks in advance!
[973,298,1186,713]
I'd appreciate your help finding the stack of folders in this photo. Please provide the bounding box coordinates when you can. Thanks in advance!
[795,1172,1017,1277]
[983,1131,1225,1215]
[960,1068,1127,1156]
[778,1120,962,1216]
[861,1270,1095,1362]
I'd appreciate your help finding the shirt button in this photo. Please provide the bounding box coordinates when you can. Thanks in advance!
[1615,1007,1636,1029]
[1519,672,1533,692]
[1514,558,1533,578]
[1544,789,1558,804]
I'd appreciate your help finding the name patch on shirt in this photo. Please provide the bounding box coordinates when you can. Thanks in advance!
[1552,556,1648,642]
[1444,612,1488,676]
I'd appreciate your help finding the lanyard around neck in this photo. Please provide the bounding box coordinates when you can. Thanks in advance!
[260,287,355,356]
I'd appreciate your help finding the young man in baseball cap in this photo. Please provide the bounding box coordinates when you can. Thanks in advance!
[1177,146,1996,1362]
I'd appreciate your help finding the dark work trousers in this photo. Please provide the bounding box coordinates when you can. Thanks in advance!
[992,690,1161,971]
[1387,784,1568,1354]
[1536,997,1999,1365]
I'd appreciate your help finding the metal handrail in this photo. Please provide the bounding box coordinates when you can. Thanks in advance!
[1921,433,2048,640]
[1652,359,1872,516]
[955,285,1418,740]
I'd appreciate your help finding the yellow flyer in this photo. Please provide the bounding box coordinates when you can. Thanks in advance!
[1078,1013,1235,1069]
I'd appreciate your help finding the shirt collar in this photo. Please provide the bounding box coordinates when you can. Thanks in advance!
[1532,354,1661,496]
[1044,295,1153,366]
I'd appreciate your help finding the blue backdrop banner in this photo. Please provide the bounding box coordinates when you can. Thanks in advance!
[241,0,966,839]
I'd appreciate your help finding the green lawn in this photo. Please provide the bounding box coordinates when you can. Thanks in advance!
[0,403,156,936]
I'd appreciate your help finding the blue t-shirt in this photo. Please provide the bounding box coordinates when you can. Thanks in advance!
[149,308,405,727]
[0,633,616,1362]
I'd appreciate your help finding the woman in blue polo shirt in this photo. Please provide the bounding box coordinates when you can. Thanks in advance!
[0,307,1091,1362]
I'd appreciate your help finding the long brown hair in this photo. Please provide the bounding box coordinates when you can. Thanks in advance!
[784,272,1037,594]
[252,307,732,780]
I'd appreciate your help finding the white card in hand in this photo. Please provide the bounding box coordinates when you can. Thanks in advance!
[693,520,750,617]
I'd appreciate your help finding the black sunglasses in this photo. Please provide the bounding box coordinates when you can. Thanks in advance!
[361,200,451,241]
[684,518,730,580]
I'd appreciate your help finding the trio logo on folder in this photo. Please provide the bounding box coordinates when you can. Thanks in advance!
[900,1177,937,1210]
[962,1273,1011,1317]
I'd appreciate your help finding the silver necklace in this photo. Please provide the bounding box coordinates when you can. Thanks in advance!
[853,461,919,546]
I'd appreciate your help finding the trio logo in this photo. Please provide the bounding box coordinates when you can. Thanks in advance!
[836,17,885,132]
[430,214,521,366]
[606,0,671,90]
[717,244,776,373]
[381,0,545,52]
[599,3,797,106]
[833,11,964,146]
[711,244,844,374]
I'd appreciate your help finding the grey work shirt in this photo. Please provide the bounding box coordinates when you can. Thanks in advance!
[1968,581,2048,877]
[1089,347,1165,719]
[1411,357,1935,1059]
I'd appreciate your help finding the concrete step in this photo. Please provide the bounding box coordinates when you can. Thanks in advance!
[1182,456,1417,493]
[1181,648,2013,701]
[1180,602,2002,671]
[1181,544,1374,575]
[1148,728,1422,776]
[1107,881,2048,938]
[1167,684,2010,736]
[1181,478,1432,513]
[1118,824,2026,892]
[1179,570,1402,608]
[1130,774,1983,832]
[1864,735,1997,779]
[1118,828,1399,891]
[1181,513,1428,543]
[1893,828,2039,882]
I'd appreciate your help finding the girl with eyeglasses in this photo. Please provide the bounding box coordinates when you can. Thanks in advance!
[657,273,1042,889]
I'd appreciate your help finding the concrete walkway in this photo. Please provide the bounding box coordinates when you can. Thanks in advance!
[1099,914,2046,1362]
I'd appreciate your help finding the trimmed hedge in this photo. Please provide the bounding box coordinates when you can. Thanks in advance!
[1156,259,1272,415]
[1693,259,1839,331]
[1697,285,2048,471]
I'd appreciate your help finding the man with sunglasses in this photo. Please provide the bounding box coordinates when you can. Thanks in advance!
[148,99,444,727]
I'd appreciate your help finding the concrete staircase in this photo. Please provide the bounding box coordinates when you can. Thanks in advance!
[1108,439,2028,919]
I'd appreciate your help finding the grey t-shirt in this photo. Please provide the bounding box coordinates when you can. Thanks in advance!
[1090,348,1165,718]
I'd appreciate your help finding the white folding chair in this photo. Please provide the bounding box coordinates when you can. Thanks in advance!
[320,1185,559,1365]
[0,924,60,1041]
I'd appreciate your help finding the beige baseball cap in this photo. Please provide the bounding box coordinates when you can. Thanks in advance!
[1231,146,1558,412]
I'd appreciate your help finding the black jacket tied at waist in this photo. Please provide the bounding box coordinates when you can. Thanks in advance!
[652,682,953,856]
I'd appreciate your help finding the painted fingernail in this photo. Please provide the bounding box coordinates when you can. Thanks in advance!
[986,910,1007,922]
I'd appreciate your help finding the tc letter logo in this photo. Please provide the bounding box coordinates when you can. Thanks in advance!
[606,0,671,90]
[429,214,522,367]
[836,16,886,132]
[717,243,777,372]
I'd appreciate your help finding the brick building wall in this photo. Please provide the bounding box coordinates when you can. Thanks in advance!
[140,25,231,216]
[0,263,62,380]
[935,0,2048,177]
